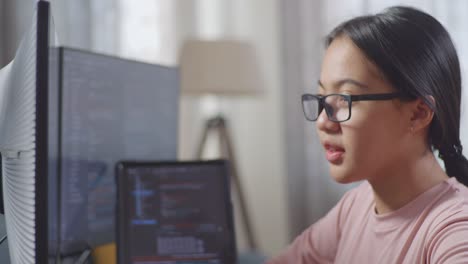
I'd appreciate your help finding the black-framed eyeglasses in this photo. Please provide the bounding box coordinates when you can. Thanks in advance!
[301,92,405,122]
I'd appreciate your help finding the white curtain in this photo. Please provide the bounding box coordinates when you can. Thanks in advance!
[282,0,468,240]
[0,0,37,66]
[0,0,3,65]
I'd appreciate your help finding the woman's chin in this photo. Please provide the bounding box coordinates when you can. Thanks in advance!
[329,166,359,184]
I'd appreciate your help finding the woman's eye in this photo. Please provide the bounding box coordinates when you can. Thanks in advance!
[337,97,349,107]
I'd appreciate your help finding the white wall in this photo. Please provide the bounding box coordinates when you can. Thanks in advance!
[177,0,289,256]
[229,0,289,255]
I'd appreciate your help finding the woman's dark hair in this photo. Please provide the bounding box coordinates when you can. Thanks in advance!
[326,6,468,186]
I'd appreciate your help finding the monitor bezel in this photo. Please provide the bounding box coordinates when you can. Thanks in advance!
[36,1,50,263]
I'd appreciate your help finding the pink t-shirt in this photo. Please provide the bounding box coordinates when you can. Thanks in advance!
[267,177,468,264]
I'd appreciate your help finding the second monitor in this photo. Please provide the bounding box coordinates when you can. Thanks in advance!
[115,160,237,264]
[47,47,179,257]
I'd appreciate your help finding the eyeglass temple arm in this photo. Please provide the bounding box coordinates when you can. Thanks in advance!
[350,92,404,101]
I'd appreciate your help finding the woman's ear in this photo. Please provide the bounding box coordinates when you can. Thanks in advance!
[409,96,435,133]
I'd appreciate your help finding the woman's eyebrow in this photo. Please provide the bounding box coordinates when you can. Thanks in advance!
[318,79,369,90]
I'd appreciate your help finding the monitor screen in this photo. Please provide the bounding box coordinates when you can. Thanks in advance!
[116,160,237,264]
[47,47,179,256]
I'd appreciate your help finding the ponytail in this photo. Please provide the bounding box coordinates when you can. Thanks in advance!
[438,144,468,186]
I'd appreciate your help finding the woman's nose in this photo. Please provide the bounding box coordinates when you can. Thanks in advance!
[316,108,341,133]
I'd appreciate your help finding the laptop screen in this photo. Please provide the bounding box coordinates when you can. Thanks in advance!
[116,160,237,264]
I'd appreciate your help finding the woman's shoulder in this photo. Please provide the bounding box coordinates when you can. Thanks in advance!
[424,178,468,262]
[425,177,468,239]
[434,177,468,214]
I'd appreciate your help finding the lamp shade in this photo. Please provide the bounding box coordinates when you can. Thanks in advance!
[179,39,264,96]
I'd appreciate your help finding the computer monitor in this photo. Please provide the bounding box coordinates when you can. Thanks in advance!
[47,47,179,259]
[0,1,50,263]
[115,160,237,264]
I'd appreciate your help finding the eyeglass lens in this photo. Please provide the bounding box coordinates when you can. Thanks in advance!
[303,95,350,121]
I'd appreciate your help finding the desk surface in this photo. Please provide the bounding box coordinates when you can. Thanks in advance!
[92,243,266,264]
[239,251,267,263]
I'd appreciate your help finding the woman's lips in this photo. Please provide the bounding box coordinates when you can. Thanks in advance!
[324,144,345,164]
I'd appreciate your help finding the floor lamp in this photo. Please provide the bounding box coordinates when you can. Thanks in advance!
[179,39,264,250]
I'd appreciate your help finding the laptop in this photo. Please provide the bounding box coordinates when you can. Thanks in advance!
[115,160,237,264]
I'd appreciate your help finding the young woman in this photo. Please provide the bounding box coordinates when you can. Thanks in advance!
[268,6,468,263]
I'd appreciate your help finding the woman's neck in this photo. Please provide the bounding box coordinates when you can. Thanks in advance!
[368,151,448,214]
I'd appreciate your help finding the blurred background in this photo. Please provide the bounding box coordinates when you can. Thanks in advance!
[0,0,467,259]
